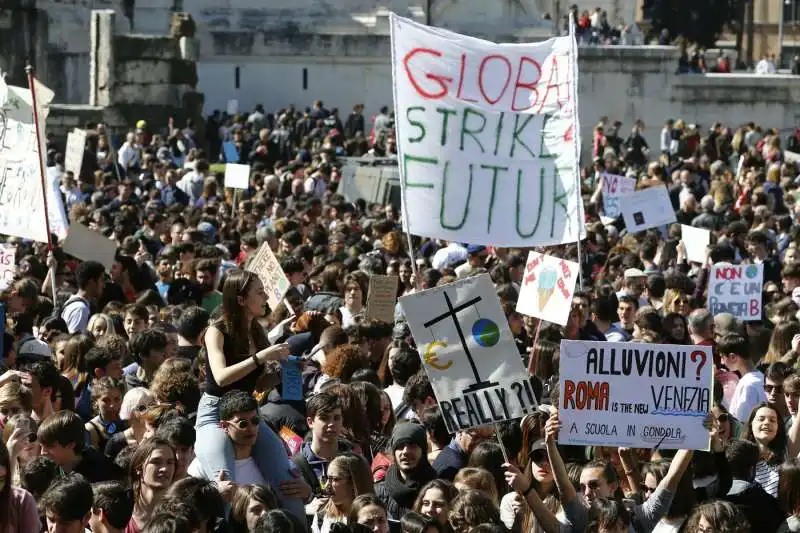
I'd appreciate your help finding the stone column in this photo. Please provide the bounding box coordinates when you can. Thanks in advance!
[90,10,116,107]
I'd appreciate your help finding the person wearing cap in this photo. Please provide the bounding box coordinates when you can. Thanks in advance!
[499,438,555,530]
[375,422,436,519]
[617,267,646,299]
[431,241,467,271]
[454,245,489,279]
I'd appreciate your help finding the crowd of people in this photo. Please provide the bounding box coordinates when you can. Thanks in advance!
[0,94,799,533]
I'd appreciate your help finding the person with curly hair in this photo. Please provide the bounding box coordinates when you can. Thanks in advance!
[315,344,368,393]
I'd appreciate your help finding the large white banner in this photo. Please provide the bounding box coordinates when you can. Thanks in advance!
[400,274,538,433]
[559,340,713,451]
[0,80,68,242]
[390,14,584,247]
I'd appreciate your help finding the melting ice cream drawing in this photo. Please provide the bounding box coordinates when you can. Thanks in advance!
[537,266,558,311]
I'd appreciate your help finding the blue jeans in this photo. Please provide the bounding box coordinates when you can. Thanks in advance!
[195,393,305,521]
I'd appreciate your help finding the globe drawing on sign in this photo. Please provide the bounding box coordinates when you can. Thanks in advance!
[745,265,759,279]
[472,318,500,347]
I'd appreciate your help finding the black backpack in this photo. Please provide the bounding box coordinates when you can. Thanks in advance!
[55,295,90,320]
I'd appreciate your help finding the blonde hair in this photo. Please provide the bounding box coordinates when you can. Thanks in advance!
[663,288,688,315]
[453,467,499,504]
[88,314,115,338]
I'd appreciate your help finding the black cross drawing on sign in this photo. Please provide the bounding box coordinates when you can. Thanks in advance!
[423,291,498,393]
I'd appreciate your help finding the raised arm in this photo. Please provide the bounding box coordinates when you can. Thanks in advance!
[544,411,578,504]
[204,326,289,388]
[503,463,564,533]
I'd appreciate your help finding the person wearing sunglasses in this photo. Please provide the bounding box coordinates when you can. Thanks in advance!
[189,391,293,496]
[195,269,306,522]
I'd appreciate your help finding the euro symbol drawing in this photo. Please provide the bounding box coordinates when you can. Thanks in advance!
[423,341,452,371]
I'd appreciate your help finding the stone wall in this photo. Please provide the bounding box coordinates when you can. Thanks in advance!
[48,9,202,143]
[197,35,800,160]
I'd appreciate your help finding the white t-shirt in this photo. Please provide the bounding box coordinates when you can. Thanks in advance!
[186,456,266,486]
[729,370,767,422]
[62,297,91,334]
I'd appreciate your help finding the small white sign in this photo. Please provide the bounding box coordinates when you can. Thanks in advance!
[224,163,250,190]
[62,223,118,272]
[620,186,676,233]
[602,173,636,218]
[0,246,16,291]
[559,340,713,451]
[708,263,763,321]
[64,129,87,178]
[516,252,579,327]
[400,274,537,433]
[226,99,239,116]
[681,225,711,264]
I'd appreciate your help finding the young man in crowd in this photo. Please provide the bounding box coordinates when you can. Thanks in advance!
[194,258,223,314]
[38,411,124,483]
[62,260,106,334]
[40,473,94,533]
[292,391,348,497]
[722,439,784,532]
[615,294,638,336]
[720,334,767,423]
[432,424,496,481]
[124,330,168,389]
[20,359,60,423]
[122,304,148,340]
[174,305,210,360]
[89,481,135,533]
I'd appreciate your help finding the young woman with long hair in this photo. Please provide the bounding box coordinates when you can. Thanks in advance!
[744,402,790,497]
[413,479,458,530]
[230,484,280,533]
[126,437,177,533]
[312,453,374,533]
[0,440,40,533]
[195,269,305,520]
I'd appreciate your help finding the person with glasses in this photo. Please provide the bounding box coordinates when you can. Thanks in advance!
[196,270,306,522]
[190,390,308,506]
[106,387,155,462]
[311,453,374,533]
[432,424,495,482]
[764,362,793,425]
[500,438,562,532]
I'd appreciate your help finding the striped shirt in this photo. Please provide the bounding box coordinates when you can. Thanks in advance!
[755,460,780,497]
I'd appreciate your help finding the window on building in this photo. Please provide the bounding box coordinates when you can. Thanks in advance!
[784,0,800,23]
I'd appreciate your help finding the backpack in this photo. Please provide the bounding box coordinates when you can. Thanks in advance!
[56,295,90,320]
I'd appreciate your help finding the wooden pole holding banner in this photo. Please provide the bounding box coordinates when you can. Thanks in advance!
[568,15,584,290]
[389,16,422,292]
[25,65,57,304]
[495,425,510,463]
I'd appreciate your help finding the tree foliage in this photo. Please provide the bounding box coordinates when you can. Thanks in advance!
[643,0,741,48]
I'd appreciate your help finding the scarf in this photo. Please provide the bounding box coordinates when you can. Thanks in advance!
[383,461,436,510]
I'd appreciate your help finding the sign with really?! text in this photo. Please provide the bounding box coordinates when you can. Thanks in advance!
[400,274,538,433]
[558,340,713,451]
[390,14,584,247]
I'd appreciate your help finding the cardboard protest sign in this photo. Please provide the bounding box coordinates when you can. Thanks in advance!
[681,225,710,264]
[246,243,291,311]
[601,173,636,218]
[620,185,676,233]
[226,99,238,116]
[64,128,87,178]
[559,340,713,450]
[224,163,250,190]
[62,224,118,272]
[0,246,16,291]
[281,359,303,401]
[516,251,579,326]
[0,79,68,242]
[708,263,763,321]
[390,14,584,247]
[366,275,400,323]
[400,274,538,433]
[222,141,239,163]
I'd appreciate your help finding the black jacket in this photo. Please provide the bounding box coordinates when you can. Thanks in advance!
[722,480,785,533]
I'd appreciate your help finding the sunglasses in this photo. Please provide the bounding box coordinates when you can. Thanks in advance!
[229,416,261,430]
[765,385,784,394]
[579,480,600,492]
